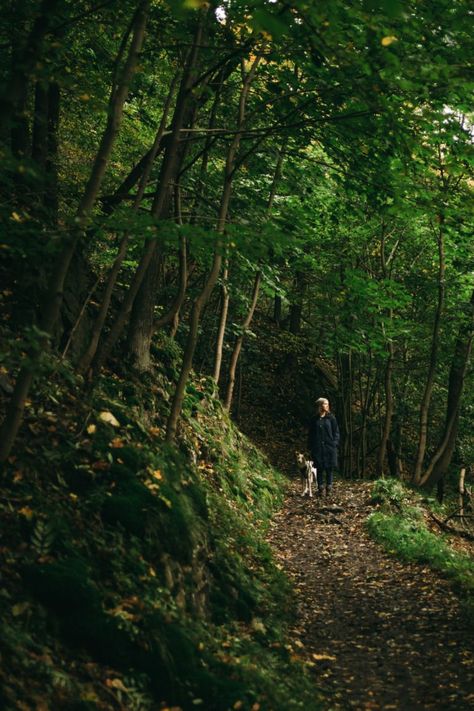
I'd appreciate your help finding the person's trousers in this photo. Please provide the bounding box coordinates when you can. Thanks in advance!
[317,468,333,490]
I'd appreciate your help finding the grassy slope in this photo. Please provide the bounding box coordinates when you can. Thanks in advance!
[367,478,474,624]
[0,336,319,711]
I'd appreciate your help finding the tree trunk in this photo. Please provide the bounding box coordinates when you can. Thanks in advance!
[413,217,446,484]
[377,343,394,476]
[152,185,188,333]
[31,79,60,220]
[190,70,225,225]
[420,289,474,488]
[337,350,353,478]
[224,140,284,408]
[1,0,62,148]
[213,261,230,384]
[289,271,305,335]
[273,295,282,325]
[224,270,261,410]
[77,72,179,374]
[377,226,396,476]
[127,248,165,370]
[0,1,150,462]
[93,19,204,373]
[45,82,60,221]
[117,32,241,369]
[166,54,261,442]
[32,81,49,169]
[101,43,240,215]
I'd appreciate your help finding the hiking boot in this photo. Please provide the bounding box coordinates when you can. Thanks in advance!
[317,487,325,497]
[326,486,332,498]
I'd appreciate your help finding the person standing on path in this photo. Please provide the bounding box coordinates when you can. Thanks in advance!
[308,397,340,496]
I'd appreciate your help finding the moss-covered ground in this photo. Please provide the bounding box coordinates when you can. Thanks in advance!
[0,336,320,711]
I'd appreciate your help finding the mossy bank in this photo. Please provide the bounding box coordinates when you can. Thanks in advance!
[367,478,474,626]
[0,337,319,711]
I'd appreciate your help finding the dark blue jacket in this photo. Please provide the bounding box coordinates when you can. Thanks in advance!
[308,413,340,470]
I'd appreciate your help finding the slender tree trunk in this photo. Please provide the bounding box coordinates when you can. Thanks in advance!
[359,352,372,477]
[340,351,354,477]
[225,270,261,410]
[377,227,396,475]
[166,54,261,442]
[273,295,282,325]
[154,233,188,330]
[289,271,305,335]
[45,82,60,221]
[377,340,394,475]
[337,350,353,477]
[213,261,230,383]
[152,185,188,333]
[413,217,446,484]
[126,189,188,368]
[223,140,284,408]
[31,78,60,219]
[102,147,156,214]
[101,45,242,215]
[420,288,474,488]
[190,70,224,225]
[32,81,49,169]
[199,76,228,384]
[0,1,150,463]
[77,72,179,374]
[125,37,241,369]
[266,140,287,330]
[0,0,62,147]
[92,19,204,373]
[459,467,466,521]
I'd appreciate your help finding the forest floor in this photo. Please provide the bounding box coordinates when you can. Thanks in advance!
[267,479,474,711]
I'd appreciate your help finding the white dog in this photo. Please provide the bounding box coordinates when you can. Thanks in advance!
[295,452,317,497]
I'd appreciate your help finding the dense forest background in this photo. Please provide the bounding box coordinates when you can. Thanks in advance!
[0,0,473,709]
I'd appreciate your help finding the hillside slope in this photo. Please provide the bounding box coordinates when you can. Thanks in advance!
[0,334,319,711]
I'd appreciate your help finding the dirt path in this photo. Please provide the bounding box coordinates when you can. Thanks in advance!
[267,479,474,710]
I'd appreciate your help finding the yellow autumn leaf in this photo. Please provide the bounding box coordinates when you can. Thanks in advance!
[381,35,397,46]
[312,653,336,661]
[18,506,34,519]
[10,211,23,222]
[110,437,124,448]
[79,93,91,101]
[105,678,127,691]
[99,411,120,427]
[87,424,96,434]
[151,469,163,480]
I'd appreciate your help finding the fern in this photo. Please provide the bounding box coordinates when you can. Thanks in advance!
[31,520,55,557]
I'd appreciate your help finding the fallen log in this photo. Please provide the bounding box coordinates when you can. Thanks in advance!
[429,512,474,542]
